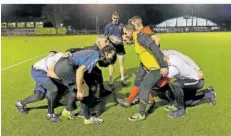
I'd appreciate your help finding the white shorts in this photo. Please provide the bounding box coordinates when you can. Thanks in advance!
[117,54,125,60]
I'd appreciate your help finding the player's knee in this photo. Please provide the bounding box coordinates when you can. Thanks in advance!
[118,59,124,66]
[35,91,45,100]
[197,80,204,89]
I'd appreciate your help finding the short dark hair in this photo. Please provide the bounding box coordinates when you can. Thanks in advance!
[124,24,136,31]
[101,44,116,54]
[112,11,119,17]
[49,51,57,54]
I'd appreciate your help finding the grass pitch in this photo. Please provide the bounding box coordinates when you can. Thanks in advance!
[1,32,231,136]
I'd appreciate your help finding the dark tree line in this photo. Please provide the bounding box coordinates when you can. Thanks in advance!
[2,4,231,30]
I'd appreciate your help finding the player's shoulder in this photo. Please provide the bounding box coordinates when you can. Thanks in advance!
[137,32,152,45]
[105,23,112,27]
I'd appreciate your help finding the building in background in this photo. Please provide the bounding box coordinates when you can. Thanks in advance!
[153,16,220,33]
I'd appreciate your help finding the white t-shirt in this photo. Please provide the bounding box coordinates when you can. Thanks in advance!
[33,53,63,72]
[167,54,199,80]
[162,50,200,71]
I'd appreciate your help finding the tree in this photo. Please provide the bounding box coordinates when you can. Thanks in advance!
[41,4,69,34]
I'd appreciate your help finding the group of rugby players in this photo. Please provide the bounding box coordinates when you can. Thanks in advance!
[15,11,216,124]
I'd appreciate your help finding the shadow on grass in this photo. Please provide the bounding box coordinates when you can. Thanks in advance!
[91,67,138,116]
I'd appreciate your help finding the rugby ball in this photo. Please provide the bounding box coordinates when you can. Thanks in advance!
[108,35,123,45]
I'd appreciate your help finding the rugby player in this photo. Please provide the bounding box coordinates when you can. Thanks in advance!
[66,35,116,98]
[163,52,216,118]
[104,11,127,86]
[15,51,69,122]
[48,46,116,124]
[122,23,168,121]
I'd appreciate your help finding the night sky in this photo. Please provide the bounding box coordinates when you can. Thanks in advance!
[1,4,231,29]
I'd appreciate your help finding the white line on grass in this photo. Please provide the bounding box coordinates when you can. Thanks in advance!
[1,52,48,71]
[1,36,94,72]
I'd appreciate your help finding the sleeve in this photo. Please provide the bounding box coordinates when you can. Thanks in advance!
[169,50,200,71]
[134,63,147,87]
[168,66,180,78]
[137,33,168,68]
[104,24,109,35]
[82,51,99,73]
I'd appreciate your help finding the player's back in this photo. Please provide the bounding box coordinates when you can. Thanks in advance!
[168,55,198,80]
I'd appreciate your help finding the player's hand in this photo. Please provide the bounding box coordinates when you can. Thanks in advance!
[160,68,168,77]
[77,91,84,100]
[197,70,204,79]
[62,52,71,58]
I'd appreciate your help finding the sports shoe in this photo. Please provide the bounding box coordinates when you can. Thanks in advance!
[15,101,28,114]
[117,98,131,108]
[121,80,127,87]
[164,105,177,112]
[167,109,186,118]
[205,86,216,105]
[46,113,61,122]
[78,109,99,119]
[84,116,104,125]
[61,109,77,120]
[128,113,145,122]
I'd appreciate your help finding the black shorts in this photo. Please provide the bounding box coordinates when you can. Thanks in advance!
[112,43,126,55]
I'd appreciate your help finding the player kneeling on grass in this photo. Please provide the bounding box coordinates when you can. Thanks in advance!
[15,51,70,122]
[48,46,116,125]
[162,52,216,118]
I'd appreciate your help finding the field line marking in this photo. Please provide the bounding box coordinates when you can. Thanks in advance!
[1,52,48,72]
[1,36,91,72]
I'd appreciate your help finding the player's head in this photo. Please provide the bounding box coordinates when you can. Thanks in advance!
[96,35,110,49]
[122,24,136,44]
[130,16,143,31]
[111,11,119,24]
[100,44,116,61]
[122,34,133,45]
[47,51,57,57]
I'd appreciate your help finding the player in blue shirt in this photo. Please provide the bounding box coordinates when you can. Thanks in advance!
[105,11,127,86]
[49,46,116,124]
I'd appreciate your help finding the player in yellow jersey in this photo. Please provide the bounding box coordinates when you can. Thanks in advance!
[122,23,168,121]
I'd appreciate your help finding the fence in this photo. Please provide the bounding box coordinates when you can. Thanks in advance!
[1,28,67,36]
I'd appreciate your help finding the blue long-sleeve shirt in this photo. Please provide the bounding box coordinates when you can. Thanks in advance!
[104,22,124,38]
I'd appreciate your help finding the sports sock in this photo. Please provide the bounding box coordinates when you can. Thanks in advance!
[127,86,140,103]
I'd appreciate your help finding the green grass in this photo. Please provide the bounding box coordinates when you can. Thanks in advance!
[2,32,231,136]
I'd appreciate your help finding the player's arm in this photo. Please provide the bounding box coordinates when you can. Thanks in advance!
[47,64,60,79]
[137,33,167,68]
[76,65,87,100]
[151,35,160,46]
[75,51,99,99]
